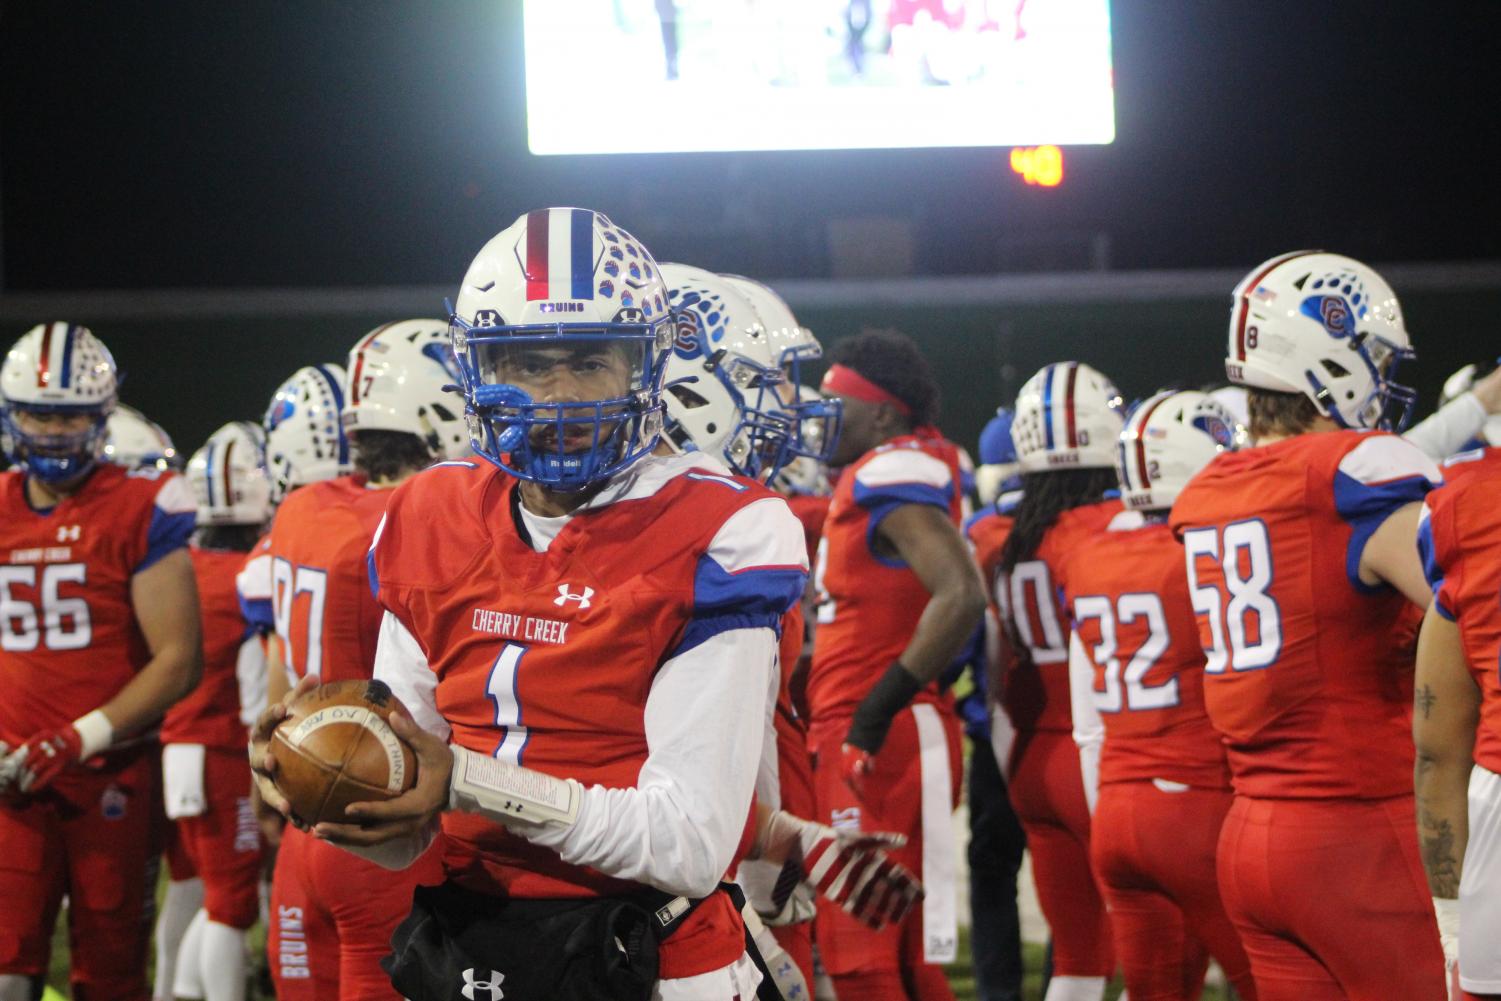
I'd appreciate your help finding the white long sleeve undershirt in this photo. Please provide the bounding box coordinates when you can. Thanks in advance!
[360,610,777,899]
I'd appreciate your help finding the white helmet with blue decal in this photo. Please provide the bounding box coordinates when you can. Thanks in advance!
[342,319,469,461]
[0,322,119,482]
[187,421,273,526]
[721,274,843,468]
[104,403,180,471]
[1226,251,1415,431]
[449,208,675,490]
[263,363,350,503]
[1116,390,1241,512]
[660,263,796,481]
[1011,361,1124,473]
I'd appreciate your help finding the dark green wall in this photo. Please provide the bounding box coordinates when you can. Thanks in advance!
[10,283,1499,460]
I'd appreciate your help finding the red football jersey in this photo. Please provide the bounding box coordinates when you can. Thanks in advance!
[1061,513,1230,789]
[993,499,1123,733]
[1421,467,1501,774]
[806,433,966,722]
[371,459,805,898]
[0,464,196,744]
[1439,445,1501,488]
[1170,431,1441,799]
[784,494,831,569]
[161,546,259,749]
[267,476,391,683]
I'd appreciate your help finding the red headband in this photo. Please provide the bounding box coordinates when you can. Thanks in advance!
[821,363,913,417]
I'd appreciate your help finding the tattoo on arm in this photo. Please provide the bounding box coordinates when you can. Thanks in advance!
[1416,684,1437,719]
[1419,811,1462,898]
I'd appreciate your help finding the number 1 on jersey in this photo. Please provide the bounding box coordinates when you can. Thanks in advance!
[486,642,530,765]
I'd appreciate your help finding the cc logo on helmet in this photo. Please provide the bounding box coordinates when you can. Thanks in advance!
[672,307,703,359]
[1300,295,1354,338]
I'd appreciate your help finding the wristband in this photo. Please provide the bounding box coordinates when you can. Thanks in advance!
[449,745,580,827]
[846,661,923,754]
[73,710,114,760]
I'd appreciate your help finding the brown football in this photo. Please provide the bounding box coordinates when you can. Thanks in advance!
[269,679,417,825]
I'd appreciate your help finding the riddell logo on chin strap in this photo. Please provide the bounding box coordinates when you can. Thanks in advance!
[553,584,594,609]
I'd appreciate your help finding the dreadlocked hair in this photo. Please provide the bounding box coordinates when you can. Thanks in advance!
[194,524,262,552]
[999,468,1120,573]
[353,429,434,483]
[827,328,940,427]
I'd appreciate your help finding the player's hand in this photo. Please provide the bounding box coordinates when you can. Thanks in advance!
[249,779,286,848]
[839,742,876,801]
[248,673,320,831]
[0,741,17,797]
[754,808,921,930]
[9,725,85,794]
[315,710,453,847]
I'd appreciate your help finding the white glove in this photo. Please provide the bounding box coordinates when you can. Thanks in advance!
[0,742,16,796]
[752,808,922,930]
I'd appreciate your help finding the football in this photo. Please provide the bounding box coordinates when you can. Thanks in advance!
[269,679,417,825]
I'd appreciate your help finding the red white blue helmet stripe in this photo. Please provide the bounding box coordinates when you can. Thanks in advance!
[524,207,596,302]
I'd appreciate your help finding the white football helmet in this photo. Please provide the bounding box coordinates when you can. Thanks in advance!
[103,403,180,471]
[722,274,843,465]
[449,208,675,490]
[1011,362,1124,473]
[0,322,119,482]
[660,263,796,481]
[1116,390,1241,512]
[263,363,350,503]
[342,319,468,461]
[1226,251,1416,431]
[1439,363,1501,445]
[187,421,273,526]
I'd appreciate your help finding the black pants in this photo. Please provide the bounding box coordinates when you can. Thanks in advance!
[967,735,1026,1001]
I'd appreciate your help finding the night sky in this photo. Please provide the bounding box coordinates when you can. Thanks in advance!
[3,0,1498,291]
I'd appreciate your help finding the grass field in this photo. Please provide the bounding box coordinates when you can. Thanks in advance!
[46,907,1230,1001]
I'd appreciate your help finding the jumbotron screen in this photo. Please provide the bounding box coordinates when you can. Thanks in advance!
[524,1,1116,155]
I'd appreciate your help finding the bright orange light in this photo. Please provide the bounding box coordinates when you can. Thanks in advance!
[1010,145,1064,187]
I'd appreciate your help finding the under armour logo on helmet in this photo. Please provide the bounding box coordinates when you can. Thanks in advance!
[460,968,505,1001]
[554,584,594,609]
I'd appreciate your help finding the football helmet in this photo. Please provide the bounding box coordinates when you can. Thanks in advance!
[1116,390,1241,512]
[1226,251,1416,431]
[103,403,181,471]
[660,263,796,481]
[263,363,350,503]
[0,322,118,482]
[449,208,675,490]
[975,407,1022,505]
[722,274,843,465]
[342,319,468,461]
[1011,362,1124,473]
[187,421,273,526]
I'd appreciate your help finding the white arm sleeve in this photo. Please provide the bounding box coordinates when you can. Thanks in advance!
[524,627,777,899]
[1405,392,1487,460]
[1069,630,1103,815]
[335,611,446,870]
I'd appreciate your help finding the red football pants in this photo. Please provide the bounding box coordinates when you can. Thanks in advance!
[1091,781,1254,1000]
[1217,795,1446,1001]
[809,707,960,995]
[0,750,160,1001]
[267,824,444,1001]
[1006,728,1113,977]
[164,746,263,929]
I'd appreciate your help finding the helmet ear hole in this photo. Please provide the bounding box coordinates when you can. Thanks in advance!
[1320,359,1351,379]
[667,384,710,410]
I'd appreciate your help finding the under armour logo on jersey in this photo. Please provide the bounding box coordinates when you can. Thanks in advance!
[460,969,504,1001]
[553,584,594,608]
[56,525,80,542]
